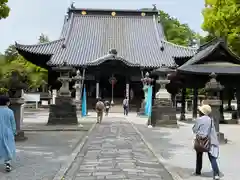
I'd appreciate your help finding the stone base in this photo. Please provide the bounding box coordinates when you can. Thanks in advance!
[47,96,78,125]
[179,114,186,121]
[218,132,227,144]
[151,104,177,127]
[138,101,146,115]
[15,130,27,141]
[224,119,238,124]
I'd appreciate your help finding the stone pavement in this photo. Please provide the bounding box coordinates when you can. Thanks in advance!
[64,116,174,180]
[129,115,240,180]
[0,110,95,180]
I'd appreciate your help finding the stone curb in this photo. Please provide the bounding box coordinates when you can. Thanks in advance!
[22,128,89,132]
[128,119,184,180]
[52,121,97,180]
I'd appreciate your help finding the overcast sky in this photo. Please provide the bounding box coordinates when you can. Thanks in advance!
[0,0,205,52]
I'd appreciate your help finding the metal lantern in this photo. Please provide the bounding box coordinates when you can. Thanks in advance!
[141,72,153,85]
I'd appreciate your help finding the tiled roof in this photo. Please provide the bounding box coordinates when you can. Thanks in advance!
[15,39,64,55]
[178,38,240,74]
[48,14,173,67]
[15,8,197,68]
[162,40,197,58]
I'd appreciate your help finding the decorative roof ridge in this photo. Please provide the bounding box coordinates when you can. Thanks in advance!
[87,49,140,67]
[59,15,69,37]
[69,7,159,14]
[218,39,240,61]
[197,37,219,51]
[74,14,153,18]
[61,12,75,48]
[161,39,198,50]
[196,37,240,61]
[15,38,64,48]
[152,15,164,50]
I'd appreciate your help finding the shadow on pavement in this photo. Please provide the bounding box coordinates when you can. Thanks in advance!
[0,131,89,180]
[134,124,184,160]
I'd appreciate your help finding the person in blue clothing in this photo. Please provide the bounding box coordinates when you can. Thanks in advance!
[0,95,16,172]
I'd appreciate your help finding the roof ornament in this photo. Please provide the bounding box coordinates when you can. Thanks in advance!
[70,1,76,9]
[152,4,157,11]
[109,49,117,55]
[61,61,68,67]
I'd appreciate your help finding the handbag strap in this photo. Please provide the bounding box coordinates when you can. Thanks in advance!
[207,117,213,137]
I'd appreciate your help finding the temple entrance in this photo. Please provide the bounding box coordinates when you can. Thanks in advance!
[99,74,126,103]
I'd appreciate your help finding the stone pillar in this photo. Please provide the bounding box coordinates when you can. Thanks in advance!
[193,88,198,119]
[7,72,28,141]
[10,98,27,141]
[180,88,186,121]
[204,72,227,143]
[52,89,57,104]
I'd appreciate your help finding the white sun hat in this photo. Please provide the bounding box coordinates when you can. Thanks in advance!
[198,104,212,115]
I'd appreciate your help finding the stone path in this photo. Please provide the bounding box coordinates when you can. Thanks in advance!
[64,117,174,180]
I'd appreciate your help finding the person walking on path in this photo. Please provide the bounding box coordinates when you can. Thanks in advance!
[104,100,110,116]
[192,104,220,180]
[95,98,105,123]
[0,96,17,172]
[122,97,129,116]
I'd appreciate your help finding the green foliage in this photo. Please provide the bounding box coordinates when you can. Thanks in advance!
[0,0,10,19]
[202,0,240,55]
[158,10,200,46]
[0,34,49,92]
[38,33,50,43]
[4,44,18,61]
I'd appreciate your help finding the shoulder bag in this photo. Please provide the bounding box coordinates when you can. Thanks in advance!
[194,118,213,152]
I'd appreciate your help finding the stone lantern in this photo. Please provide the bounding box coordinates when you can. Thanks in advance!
[8,71,28,141]
[48,62,78,125]
[151,66,177,127]
[203,72,227,143]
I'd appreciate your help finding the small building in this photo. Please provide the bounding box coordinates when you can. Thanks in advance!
[169,38,240,120]
[15,6,196,107]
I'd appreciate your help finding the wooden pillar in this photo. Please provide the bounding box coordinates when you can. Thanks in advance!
[192,87,198,119]
[219,91,224,123]
[236,88,240,119]
[180,88,186,120]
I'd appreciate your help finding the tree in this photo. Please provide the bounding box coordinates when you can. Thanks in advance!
[202,0,240,55]
[4,44,18,61]
[0,33,50,93]
[38,33,49,43]
[0,0,10,20]
[158,10,201,46]
[140,8,201,46]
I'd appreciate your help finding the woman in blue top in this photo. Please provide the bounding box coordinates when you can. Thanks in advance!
[0,95,16,172]
[192,104,220,180]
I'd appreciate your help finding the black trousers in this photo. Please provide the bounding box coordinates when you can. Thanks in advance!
[196,151,220,176]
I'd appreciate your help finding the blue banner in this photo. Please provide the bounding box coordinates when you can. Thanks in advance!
[81,86,87,117]
[144,86,152,116]
[147,86,153,117]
